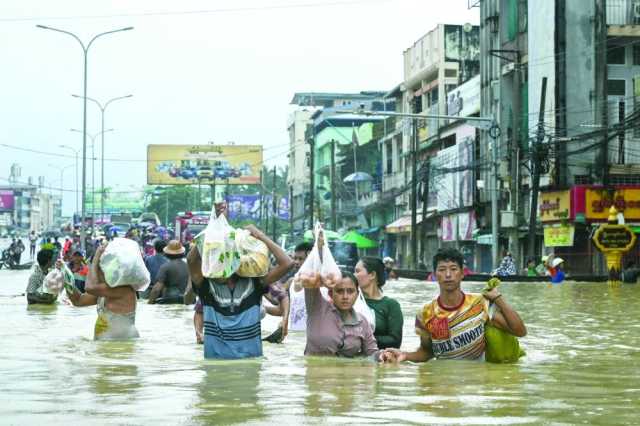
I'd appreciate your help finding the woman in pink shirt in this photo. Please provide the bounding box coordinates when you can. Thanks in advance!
[304,271,380,359]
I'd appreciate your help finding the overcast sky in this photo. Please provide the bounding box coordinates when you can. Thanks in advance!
[0,0,479,215]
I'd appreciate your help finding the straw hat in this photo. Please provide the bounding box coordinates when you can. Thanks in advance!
[541,255,549,263]
[551,257,564,268]
[163,240,185,255]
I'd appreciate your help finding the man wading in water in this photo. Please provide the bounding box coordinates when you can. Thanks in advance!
[381,248,526,363]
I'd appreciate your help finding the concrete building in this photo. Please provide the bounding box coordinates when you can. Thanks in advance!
[478,0,640,274]
[382,23,480,268]
[288,92,388,235]
[0,180,62,235]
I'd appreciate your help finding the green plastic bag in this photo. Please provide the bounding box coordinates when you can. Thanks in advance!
[484,278,525,363]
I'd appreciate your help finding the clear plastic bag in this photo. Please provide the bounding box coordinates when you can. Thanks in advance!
[43,269,64,295]
[99,238,151,291]
[235,229,270,277]
[319,232,342,288]
[353,290,376,332]
[294,223,324,288]
[200,210,241,279]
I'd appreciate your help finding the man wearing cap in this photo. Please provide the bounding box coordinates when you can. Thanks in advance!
[148,240,189,304]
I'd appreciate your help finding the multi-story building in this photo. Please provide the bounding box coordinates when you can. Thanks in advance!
[479,0,640,274]
[0,181,62,234]
[288,92,388,235]
[383,23,480,268]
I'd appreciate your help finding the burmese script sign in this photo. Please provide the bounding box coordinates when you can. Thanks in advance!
[585,188,640,220]
[539,190,571,222]
[544,225,575,247]
[592,225,636,252]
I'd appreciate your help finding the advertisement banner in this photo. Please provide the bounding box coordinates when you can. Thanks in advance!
[441,214,458,241]
[435,137,474,212]
[544,225,575,247]
[585,188,640,220]
[226,195,289,221]
[0,190,14,210]
[539,190,571,222]
[457,210,476,241]
[446,75,480,117]
[147,144,262,185]
[226,195,261,220]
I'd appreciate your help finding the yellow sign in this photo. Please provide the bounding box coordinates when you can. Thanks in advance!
[585,188,640,220]
[539,190,571,222]
[543,225,575,247]
[147,144,262,185]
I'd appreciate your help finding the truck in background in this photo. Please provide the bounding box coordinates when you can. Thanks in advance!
[175,211,209,245]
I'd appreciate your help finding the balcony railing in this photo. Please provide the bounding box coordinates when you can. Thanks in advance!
[607,0,640,25]
[383,172,405,193]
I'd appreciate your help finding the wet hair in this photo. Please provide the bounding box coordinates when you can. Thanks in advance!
[294,242,313,253]
[432,248,464,271]
[359,257,386,288]
[37,249,54,268]
[154,239,167,253]
[340,270,359,288]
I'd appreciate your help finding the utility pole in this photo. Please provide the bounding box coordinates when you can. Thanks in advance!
[308,125,315,228]
[259,169,264,229]
[419,161,430,267]
[272,166,277,240]
[289,185,294,238]
[509,51,522,270]
[330,139,337,230]
[527,77,548,259]
[596,0,609,188]
[410,120,419,269]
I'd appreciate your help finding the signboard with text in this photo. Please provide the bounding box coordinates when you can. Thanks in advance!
[0,190,14,211]
[585,188,640,220]
[544,225,575,247]
[539,190,571,222]
[592,225,636,251]
[147,144,262,185]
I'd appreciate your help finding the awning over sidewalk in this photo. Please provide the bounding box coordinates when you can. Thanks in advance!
[385,215,423,234]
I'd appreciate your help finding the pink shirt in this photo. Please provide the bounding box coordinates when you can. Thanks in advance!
[304,288,379,358]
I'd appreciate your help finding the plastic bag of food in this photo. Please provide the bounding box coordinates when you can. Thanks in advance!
[99,238,151,291]
[61,263,78,295]
[201,209,241,279]
[483,277,525,363]
[294,224,323,288]
[43,268,64,295]
[319,230,342,288]
[235,229,270,277]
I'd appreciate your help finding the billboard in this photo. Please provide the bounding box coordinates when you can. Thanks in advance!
[0,190,14,211]
[226,195,289,221]
[147,144,262,185]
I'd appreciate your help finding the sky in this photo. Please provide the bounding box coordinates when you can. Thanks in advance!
[0,0,479,215]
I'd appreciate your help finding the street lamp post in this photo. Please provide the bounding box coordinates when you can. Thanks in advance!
[72,94,132,226]
[48,163,74,212]
[36,24,134,250]
[58,145,80,215]
[70,128,114,232]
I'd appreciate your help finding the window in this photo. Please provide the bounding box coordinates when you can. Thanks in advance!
[607,43,625,65]
[444,69,458,78]
[634,45,640,65]
[386,142,393,175]
[608,79,626,96]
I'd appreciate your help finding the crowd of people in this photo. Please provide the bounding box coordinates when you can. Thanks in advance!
[23,202,527,365]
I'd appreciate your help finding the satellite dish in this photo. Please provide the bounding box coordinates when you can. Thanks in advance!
[463,23,473,33]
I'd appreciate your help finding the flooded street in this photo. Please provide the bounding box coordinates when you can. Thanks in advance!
[1,267,639,425]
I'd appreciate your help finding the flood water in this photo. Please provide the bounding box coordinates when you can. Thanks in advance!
[1,267,639,425]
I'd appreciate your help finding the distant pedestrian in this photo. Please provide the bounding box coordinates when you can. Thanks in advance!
[495,251,516,276]
[29,231,38,259]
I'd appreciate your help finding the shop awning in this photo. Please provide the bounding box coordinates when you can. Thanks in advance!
[385,215,423,234]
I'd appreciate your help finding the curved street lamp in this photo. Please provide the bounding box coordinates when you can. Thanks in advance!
[36,24,134,249]
[72,94,132,223]
[70,128,114,232]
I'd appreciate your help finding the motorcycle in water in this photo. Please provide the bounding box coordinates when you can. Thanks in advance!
[0,248,17,270]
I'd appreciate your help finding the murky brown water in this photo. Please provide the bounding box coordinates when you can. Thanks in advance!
[1,268,639,425]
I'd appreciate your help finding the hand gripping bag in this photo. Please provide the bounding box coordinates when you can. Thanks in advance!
[235,229,270,278]
[294,223,323,288]
[200,210,241,279]
[43,268,64,295]
[483,278,525,363]
[99,238,151,291]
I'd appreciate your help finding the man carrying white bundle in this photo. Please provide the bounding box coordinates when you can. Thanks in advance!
[66,238,150,340]
[187,202,293,359]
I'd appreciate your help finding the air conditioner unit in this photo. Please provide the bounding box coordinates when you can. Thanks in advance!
[501,210,517,228]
